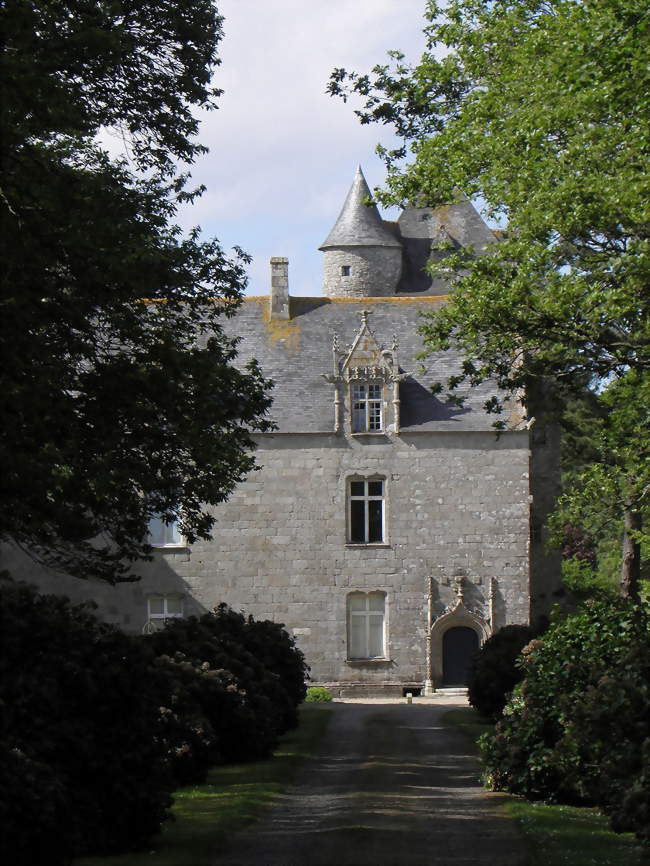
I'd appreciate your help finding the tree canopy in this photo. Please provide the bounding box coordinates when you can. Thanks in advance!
[0,1,273,582]
[329,0,650,593]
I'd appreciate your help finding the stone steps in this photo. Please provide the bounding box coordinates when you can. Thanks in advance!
[430,687,468,697]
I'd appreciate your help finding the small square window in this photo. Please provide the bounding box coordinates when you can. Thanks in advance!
[148,515,184,547]
[341,265,351,276]
[149,597,165,616]
[144,595,184,633]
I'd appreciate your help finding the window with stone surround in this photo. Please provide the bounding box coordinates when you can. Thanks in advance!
[351,381,383,433]
[341,265,351,276]
[143,595,184,633]
[348,477,385,544]
[347,591,386,659]
[148,515,184,547]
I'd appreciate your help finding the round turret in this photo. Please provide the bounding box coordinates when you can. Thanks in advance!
[319,167,403,298]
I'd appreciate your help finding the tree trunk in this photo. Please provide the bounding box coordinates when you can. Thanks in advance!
[620,505,642,602]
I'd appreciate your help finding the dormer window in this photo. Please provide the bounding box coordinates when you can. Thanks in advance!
[325,310,406,436]
[341,265,351,276]
[351,382,382,432]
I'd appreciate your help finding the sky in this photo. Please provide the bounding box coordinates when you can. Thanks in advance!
[176,1,428,297]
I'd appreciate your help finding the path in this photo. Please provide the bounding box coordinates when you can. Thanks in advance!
[213,698,527,866]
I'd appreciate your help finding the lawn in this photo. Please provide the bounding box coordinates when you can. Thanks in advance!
[75,704,332,866]
[443,707,645,866]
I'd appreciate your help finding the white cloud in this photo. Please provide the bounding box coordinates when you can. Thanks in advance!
[178,0,427,296]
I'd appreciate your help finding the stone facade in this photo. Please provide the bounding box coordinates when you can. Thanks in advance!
[322,247,403,299]
[2,167,560,696]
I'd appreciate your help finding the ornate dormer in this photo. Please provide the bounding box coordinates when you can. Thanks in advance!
[323,310,409,435]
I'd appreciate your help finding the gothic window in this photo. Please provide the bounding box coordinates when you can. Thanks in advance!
[351,381,383,432]
[148,515,184,547]
[348,478,385,544]
[348,591,386,659]
[144,595,184,632]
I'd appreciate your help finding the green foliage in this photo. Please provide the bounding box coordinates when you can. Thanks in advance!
[467,624,537,720]
[0,578,310,863]
[153,652,241,787]
[549,371,650,597]
[330,0,650,384]
[242,616,309,728]
[146,605,308,765]
[561,556,617,601]
[444,707,645,865]
[305,686,334,703]
[0,576,175,865]
[76,706,333,866]
[1,1,273,583]
[505,800,645,866]
[480,598,650,843]
[330,0,650,590]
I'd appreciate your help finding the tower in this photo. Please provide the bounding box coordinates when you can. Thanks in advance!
[319,166,403,298]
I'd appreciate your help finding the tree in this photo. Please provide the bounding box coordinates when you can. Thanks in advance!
[0,1,273,582]
[549,371,650,600]
[329,0,650,593]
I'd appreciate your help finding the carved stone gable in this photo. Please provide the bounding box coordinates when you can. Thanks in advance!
[323,310,409,435]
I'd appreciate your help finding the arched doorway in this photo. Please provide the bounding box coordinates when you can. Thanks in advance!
[442,626,479,686]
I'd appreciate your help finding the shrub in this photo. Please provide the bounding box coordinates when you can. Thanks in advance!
[0,575,174,865]
[305,686,333,703]
[480,598,650,844]
[153,652,239,787]
[243,614,309,728]
[467,624,536,720]
[561,556,616,600]
[147,605,307,764]
[557,643,650,843]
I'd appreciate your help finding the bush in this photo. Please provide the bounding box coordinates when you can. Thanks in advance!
[243,614,309,728]
[0,575,174,865]
[305,686,333,703]
[480,598,650,844]
[153,652,239,787]
[467,624,536,720]
[557,643,650,843]
[146,604,307,764]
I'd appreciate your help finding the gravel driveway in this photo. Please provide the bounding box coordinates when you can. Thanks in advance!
[213,698,527,866]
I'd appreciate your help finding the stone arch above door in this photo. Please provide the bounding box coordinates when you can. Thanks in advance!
[430,601,491,687]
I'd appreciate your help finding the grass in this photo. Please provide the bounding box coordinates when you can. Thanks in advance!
[443,706,645,866]
[506,800,645,866]
[75,704,332,866]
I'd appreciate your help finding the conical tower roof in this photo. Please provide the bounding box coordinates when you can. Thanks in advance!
[319,166,402,250]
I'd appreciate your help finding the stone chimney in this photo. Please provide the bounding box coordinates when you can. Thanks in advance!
[270,257,290,320]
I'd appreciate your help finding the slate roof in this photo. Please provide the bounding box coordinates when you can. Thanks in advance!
[396,199,500,295]
[319,167,402,250]
[226,296,514,434]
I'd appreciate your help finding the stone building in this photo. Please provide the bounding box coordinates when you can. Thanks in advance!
[2,167,559,696]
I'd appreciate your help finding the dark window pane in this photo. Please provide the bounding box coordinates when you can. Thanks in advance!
[350,500,366,542]
[368,501,383,542]
[350,481,365,497]
[368,481,383,497]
